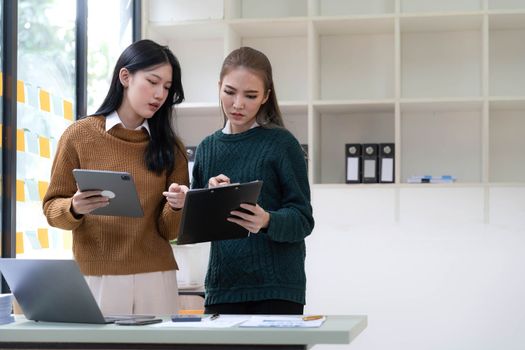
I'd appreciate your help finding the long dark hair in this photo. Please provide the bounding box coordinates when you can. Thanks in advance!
[220,47,284,128]
[94,39,185,175]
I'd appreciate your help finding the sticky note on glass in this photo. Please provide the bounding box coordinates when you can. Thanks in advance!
[39,136,51,158]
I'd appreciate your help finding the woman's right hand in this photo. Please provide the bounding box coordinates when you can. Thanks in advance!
[71,189,110,215]
[208,174,231,188]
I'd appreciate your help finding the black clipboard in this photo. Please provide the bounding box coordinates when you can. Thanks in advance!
[177,180,263,245]
[72,169,144,217]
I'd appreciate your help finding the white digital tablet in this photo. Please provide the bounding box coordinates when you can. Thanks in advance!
[72,169,144,217]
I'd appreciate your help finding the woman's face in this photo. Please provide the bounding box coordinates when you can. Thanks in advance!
[219,67,269,134]
[120,63,172,122]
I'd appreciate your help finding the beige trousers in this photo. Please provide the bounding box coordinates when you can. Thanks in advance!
[85,270,179,316]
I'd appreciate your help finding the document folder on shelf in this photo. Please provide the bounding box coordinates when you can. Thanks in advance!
[177,180,263,245]
[345,144,362,183]
[186,146,196,183]
[362,144,378,183]
[379,143,395,183]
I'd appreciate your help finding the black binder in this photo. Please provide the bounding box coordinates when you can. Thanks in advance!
[345,144,362,183]
[379,143,395,183]
[186,146,196,182]
[362,144,379,183]
[177,180,263,245]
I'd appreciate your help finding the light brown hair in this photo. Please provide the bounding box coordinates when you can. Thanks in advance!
[220,47,284,128]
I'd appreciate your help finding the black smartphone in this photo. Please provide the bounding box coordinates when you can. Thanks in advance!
[115,318,163,326]
[171,314,202,322]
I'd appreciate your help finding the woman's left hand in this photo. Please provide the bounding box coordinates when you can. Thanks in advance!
[163,183,189,209]
[228,203,270,234]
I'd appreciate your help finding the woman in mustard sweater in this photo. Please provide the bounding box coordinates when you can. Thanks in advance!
[43,39,188,315]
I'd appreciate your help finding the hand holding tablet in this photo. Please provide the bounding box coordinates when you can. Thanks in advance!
[72,169,144,217]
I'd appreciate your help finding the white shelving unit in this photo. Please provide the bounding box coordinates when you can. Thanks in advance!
[143,0,525,188]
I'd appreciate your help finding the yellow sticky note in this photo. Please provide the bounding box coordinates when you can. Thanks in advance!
[37,228,50,249]
[16,179,25,202]
[16,232,25,255]
[39,89,51,112]
[39,136,51,158]
[38,181,49,200]
[63,230,73,250]
[17,80,25,103]
[63,100,74,121]
[16,129,25,152]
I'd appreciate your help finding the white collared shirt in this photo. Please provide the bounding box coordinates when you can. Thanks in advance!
[105,111,151,136]
[222,120,259,134]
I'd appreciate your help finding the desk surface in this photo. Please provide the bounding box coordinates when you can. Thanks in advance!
[0,315,367,349]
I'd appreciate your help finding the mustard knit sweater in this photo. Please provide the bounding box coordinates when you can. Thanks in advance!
[43,115,189,276]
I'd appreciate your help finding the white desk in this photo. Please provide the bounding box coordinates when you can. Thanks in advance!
[0,315,367,349]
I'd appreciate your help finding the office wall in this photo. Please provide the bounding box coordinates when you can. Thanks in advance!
[305,186,525,350]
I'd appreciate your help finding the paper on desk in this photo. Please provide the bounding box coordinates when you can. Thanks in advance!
[239,316,326,328]
[152,315,248,328]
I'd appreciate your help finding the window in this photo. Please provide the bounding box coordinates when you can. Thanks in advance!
[16,0,76,258]
[87,0,132,115]
[14,0,133,259]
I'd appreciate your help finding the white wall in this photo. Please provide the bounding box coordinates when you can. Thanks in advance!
[305,186,525,350]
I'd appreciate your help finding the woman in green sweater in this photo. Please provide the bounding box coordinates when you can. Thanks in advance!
[192,47,314,315]
[43,40,189,315]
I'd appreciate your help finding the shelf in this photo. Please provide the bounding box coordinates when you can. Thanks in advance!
[401,16,482,98]
[399,98,483,112]
[489,12,525,29]
[279,101,308,114]
[489,14,525,96]
[240,34,308,101]
[147,21,226,40]
[488,97,525,109]
[488,0,525,11]
[148,0,223,22]
[229,0,308,19]
[146,0,524,187]
[312,16,395,35]
[312,182,488,189]
[172,38,224,104]
[314,106,395,184]
[229,18,308,37]
[313,100,395,113]
[489,102,525,183]
[176,102,220,117]
[317,0,395,16]
[399,13,483,32]
[400,0,483,13]
[400,104,482,183]
[174,113,224,147]
[282,113,308,145]
[318,24,395,100]
[174,101,308,146]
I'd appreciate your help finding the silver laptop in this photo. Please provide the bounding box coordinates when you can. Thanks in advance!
[0,259,152,324]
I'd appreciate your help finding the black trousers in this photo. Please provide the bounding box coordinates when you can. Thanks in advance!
[205,299,304,315]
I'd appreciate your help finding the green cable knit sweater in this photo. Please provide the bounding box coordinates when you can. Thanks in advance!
[192,126,314,306]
